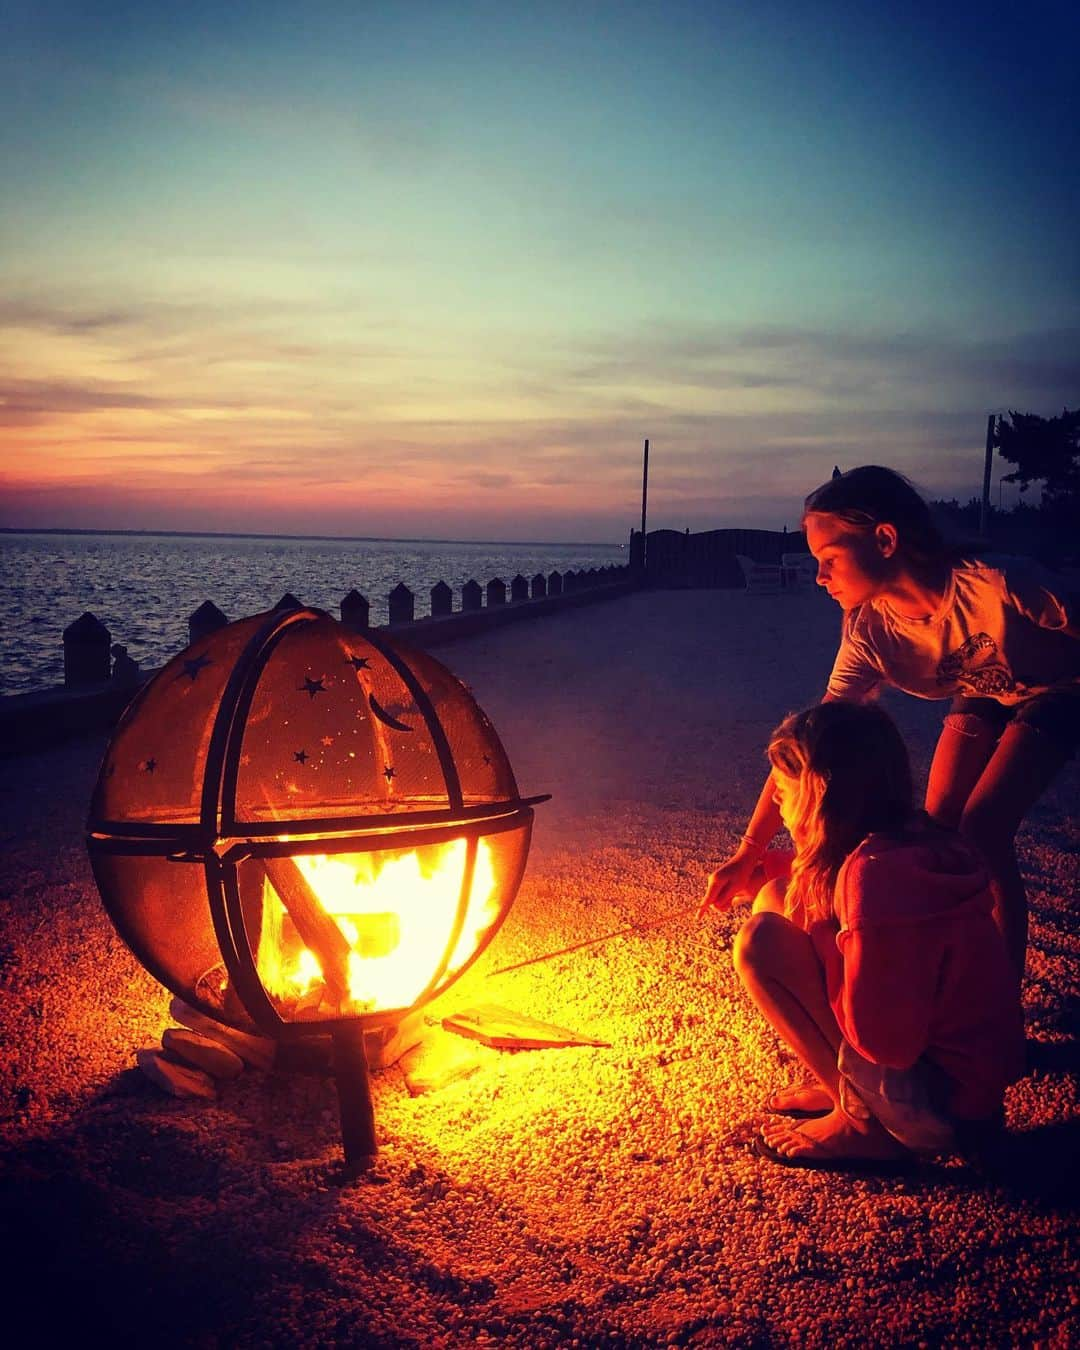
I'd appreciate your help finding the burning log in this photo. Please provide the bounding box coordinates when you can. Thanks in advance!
[260,856,353,1009]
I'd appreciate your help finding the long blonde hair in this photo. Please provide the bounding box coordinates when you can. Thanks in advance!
[767,702,914,924]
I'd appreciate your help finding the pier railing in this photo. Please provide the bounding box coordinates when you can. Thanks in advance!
[2,564,638,752]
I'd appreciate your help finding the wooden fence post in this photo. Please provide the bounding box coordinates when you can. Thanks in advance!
[388,583,414,625]
[548,570,563,596]
[63,612,111,688]
[486,577,506,607]
[431,581,453,618]
[189,600,228,645]
[275,592,302,611]
[510,573,529,603]
[341,590,370,631]
[530,572,547,599]
[462,580,482,612]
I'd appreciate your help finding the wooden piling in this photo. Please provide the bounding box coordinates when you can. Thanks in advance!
[63,612,111,688]
[189,600,228,645]
[341,590,370,631]
[431,580,453,618]
[388,583,415,625]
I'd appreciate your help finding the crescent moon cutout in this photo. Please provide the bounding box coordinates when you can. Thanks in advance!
[368,692,415,732]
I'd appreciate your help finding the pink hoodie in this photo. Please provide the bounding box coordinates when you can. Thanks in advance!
[811,829,1025,1119]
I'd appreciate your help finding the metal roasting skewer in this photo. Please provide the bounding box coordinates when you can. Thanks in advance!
[485,900,706,977]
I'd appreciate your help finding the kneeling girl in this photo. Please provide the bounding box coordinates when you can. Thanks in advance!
[732,701,1024,1169]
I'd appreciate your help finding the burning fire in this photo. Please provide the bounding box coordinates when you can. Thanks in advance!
[255,839,497,1017]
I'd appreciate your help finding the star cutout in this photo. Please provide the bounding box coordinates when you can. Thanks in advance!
[294,749,308,764]
[301,676,326,699]
[320,735,334,748]
[346,654,371,671]
[383,765,396,782]
[142,757,157,774]
[179,653,212,682]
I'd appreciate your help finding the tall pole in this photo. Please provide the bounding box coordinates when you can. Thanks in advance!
[980,414,996,539]
[640,437,649,538]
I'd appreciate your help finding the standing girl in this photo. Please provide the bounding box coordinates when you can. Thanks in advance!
[733,702,1024,1169]
[705,465,1080,978]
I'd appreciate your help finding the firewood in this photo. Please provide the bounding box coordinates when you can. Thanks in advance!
[364,1009,425,1070]
[261,856,352,1007]
[401,1028,482,1096]
[162,1028,245,1080]
[442,1003,610,1050]
[136,1048,217,1100]
[169,997,276,1071]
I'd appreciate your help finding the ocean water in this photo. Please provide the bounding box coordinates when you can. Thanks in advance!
[0,532,626,695]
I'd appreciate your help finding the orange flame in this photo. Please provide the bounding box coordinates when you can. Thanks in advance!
[255,839,497,1018]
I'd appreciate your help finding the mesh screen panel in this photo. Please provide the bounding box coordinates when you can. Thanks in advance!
[88,607,537,1036]
[429,821,531,996]
[232,618,454,823]
[89,851,224,1016]
[90,614,268,825]
[377,636,519,805]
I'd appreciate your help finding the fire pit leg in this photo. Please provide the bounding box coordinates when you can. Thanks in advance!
[332,1025,377,1172]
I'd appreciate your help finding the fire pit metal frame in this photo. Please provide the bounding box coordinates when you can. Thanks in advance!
[87,605,548,1171]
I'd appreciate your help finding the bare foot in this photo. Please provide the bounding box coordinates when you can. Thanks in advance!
[760,1109,909,1165]
[765,1082,832,1117]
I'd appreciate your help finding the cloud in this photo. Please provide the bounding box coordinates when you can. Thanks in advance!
[552,320,1080,411]
[0,299,142,335]
[0,378,170,422]
[2,277,1073,538]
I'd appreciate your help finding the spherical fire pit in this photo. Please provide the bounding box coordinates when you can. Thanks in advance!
[87,605,547,1168]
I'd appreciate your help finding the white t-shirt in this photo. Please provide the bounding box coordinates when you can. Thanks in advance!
[826,556,1080,706]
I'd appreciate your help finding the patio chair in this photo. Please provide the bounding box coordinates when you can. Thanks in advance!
[736,554,781,595]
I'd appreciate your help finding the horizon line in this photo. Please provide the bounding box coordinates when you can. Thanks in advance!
[0,526,626,550]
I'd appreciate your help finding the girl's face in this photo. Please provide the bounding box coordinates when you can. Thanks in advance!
[771,768,801,839]
[804,512,895,610]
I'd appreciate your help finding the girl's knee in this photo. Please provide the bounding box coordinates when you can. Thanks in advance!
[732,910,787,981]
[752,876,787,915]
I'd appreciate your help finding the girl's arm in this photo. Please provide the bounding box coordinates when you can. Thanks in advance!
[699,773,782,914]
[1004,559,1080,639]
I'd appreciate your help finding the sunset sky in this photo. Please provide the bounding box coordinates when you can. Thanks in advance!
[1,1,1077,542]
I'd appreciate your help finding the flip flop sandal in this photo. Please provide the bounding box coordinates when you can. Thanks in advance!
[751,1133,913,1175]
[763,1083,831,1119]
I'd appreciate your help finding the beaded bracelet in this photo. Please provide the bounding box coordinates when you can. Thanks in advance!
[739,833,767,856]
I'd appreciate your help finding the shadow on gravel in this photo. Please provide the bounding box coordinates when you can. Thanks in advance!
[1025,1037,1080,1075]
[980,1119,1080,1212]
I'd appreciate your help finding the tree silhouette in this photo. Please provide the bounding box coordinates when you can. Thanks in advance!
[995,408,1080,524]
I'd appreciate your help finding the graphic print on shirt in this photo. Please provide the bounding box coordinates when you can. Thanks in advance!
[936,633,1014,695]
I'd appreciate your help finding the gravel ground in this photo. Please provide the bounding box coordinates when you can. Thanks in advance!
[1,588,1078,1348]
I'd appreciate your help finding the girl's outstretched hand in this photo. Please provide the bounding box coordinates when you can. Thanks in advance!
[699,853,760,918]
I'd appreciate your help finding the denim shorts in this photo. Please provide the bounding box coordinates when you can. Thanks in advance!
[837,1040,957,1155]
[949,687,1080,758]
